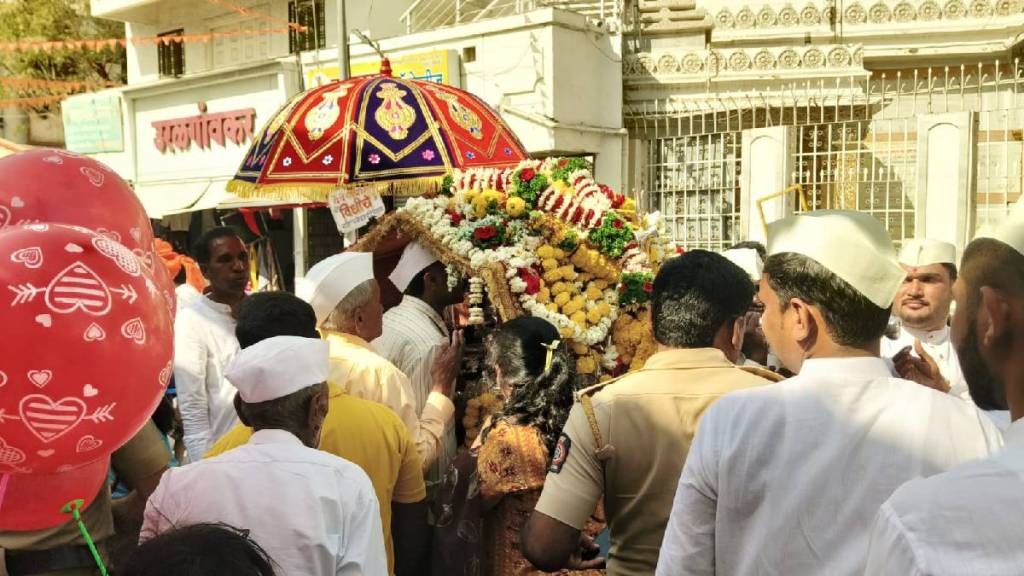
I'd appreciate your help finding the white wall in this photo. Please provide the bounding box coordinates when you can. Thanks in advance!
[341,8,627,189]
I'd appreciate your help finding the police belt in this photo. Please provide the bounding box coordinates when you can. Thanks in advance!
[3,544,99,575]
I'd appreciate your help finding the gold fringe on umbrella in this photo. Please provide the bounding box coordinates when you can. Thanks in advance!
[351,211,521,322]
[226,176,446,203]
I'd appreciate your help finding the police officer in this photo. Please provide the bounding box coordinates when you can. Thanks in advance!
[521,250,780,575]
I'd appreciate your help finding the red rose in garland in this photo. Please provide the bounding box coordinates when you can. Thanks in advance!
[474,226,497,241]
[520,168,536,182]
[518,268,541,295]
[448,210,463,225]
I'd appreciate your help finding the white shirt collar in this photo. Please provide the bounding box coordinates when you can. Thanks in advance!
[798,357,894,379]
[1002,417,1024,447]
[199,294,235,316]
[901,324,950,345]
[248,429,305,447]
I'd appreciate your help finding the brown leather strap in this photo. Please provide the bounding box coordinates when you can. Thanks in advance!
[580,394,615,461]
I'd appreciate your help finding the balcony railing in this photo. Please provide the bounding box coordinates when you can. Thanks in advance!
[400,0,623,34]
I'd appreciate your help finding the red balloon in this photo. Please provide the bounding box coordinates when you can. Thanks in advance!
[0,224,173,478]
[0,457,109,530]
[0,149,176,309]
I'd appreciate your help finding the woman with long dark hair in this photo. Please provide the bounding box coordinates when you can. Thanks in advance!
[477,316,604,575]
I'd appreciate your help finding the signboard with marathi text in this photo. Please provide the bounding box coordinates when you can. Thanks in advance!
[62,93,124,154]
[305,49,460,88]
[329,187,386,233]
[152,103,256,154]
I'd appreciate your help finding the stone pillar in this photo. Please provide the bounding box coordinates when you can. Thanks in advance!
[915,112,976,253]
[741,126,797,246]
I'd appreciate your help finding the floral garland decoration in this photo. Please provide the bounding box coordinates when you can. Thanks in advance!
[619,271,655,307]
[588,212,636,258]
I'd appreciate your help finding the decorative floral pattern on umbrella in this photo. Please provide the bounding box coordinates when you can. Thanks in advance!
[228,60,529,202]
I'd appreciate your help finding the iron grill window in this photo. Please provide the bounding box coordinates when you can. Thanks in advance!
[157,29,185,77]
[289,0,326,54]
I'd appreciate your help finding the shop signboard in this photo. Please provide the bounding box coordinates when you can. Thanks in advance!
[305,49,460,88]
[62,93,124,154]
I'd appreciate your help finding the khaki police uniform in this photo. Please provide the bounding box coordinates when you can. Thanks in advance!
[536,347,780,576]
[0,421,169,576]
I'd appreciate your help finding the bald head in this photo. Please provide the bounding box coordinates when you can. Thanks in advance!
[952,238,1024,413]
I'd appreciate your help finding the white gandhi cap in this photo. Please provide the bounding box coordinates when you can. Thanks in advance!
[389,240,439,293]
[297,252,375,327]
[975,200,1024,257]
[898,239,957,267]
[721,248,763,283]
[224,336,330,403]
[767,210,906,308]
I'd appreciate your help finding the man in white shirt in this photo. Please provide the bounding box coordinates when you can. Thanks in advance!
[656,211,1003,576]
[173,227,248,460]
[373,242,465,500]
[142,335,388,576]
[298,252,461,471]
[865,209,1024,575]
[881,238,1010,427]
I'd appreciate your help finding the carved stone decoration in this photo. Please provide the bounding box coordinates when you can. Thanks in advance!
[639,54,655,74]
[828,46,852,67]
[757,5,778,27]
[944,0,969,17]
[800,3,822,25]
[735,6,756,28]
[657,54,679,74]
[753,49,776,70]
[707,51,723,75]
[845,2,868,23]
[994,0,1016,16]
[970,0,994,17]
[893,1,918,21]
[869,1,893,22]
[919,0,943,19]
[778,48,801,69]
[681,52,704,74]
[715,8,736,28]
[803,47,825,68]
[779,4,801,26]
[822,6,837,22]
[623,56,641,76]
[853,46,864,65]
[728,51,752,71]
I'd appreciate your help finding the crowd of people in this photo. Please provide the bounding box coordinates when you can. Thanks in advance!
[2,205,1023,576]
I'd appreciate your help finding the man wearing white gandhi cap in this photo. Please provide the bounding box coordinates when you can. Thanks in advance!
[866,204,1024,575]
[141,336,389,576]
[295,251,460,472]
[657,211,1002,576]
[373,241,466,508]
[881,239,966,392]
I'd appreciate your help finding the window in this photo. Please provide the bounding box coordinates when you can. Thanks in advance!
[289,0,326,54]
[157,29,185,77]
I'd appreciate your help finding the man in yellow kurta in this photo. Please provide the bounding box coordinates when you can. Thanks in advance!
[205,292,428,576]
[296,252,461,472]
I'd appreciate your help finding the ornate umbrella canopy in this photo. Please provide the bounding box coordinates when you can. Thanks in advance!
[228,60,529,202]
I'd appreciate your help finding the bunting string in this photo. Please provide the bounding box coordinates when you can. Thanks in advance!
[0,26,296,53]
[0,77,121,93]
[204,0,307,32]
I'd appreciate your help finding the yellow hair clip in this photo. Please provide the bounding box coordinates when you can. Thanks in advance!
[542,339,561,371]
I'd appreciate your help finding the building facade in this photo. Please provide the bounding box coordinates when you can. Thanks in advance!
[69,0,1024,257]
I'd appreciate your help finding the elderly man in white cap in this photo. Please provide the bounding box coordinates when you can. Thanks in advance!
[656,211,1003,576]
[296,251,460,471]
[373,241,465,503]
[141,336,388,576]
[865,208,1024,574]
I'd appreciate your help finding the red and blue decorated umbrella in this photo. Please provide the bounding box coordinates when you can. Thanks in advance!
[227,59,529,202]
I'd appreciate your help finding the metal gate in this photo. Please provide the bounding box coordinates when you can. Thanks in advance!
[629,61,1024,249]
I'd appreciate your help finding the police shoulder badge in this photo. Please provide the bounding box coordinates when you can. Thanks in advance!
[549,433,571,473]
